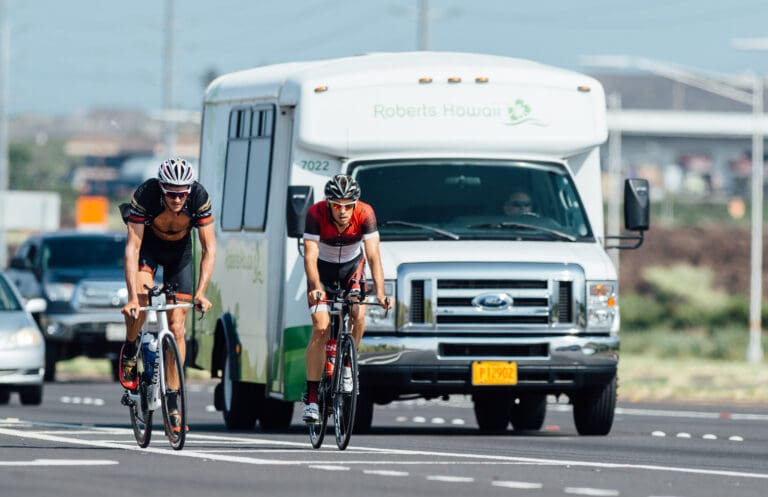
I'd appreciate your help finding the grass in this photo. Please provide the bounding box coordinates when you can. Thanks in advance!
[619,354,768,405]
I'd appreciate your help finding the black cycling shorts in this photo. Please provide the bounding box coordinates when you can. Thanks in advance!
[317,253,367,296]
[138,229,194,301]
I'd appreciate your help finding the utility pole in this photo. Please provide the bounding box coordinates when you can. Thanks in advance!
[163,0,176,158]
[417,0,430,50]
[747,73,764,363]
[0,0,9,268]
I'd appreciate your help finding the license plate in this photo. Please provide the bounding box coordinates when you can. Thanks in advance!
[471,361,518,386]
[105,323,125,342]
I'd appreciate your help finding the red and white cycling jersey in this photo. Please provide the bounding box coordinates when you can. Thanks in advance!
[303,200,379,263]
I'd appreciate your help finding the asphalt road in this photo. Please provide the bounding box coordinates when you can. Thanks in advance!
[1,379,767,497]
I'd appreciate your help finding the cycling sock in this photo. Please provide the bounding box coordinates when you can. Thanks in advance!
[166,390,178,411]
[123,339,139,358]
[307,381,319,404]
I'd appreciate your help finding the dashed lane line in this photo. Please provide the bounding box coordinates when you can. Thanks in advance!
[1,422,768,480]
[492,481,543,489]
[0,459,118,467]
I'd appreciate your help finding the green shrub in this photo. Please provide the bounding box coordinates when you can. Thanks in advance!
[620,263,768,359]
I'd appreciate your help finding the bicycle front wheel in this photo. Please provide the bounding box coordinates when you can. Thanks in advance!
[333,335,358,450]
[128,345,152,448]
[159,334,187,451]
[308,377,330,449]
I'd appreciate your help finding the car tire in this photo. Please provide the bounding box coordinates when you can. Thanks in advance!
[573,376,617,436]
[509,393,547,431]
[0,389,10,405]
[258,397,294,431]
[44,345,57,382]
[473,391,511,432]
[19,386,43,406]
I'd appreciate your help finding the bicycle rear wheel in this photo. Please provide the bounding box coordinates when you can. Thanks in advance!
[128,346,152,448]
[159,334,187,450]
[333,335,358,450]
[308,377,330,449]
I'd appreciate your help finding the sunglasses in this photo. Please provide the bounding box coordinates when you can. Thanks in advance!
[161,186,191,200]
[329,200,357,211]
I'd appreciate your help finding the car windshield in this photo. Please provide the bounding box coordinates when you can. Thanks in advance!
[0,276,22,311]
[352,160,593,242]
[42,236,126,270]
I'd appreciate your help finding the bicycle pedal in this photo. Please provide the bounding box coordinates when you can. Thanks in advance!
[120,393,133,407]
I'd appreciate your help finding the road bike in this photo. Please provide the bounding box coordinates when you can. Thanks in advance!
[120,284,196,450]
[308,286,389,450]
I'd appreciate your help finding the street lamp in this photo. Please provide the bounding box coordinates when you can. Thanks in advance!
[581,54,764,363]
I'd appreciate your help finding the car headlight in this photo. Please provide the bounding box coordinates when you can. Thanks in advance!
[44,282,75,302]
[364,279,395,331]
[0,327,43,349]
[586,281,618,332]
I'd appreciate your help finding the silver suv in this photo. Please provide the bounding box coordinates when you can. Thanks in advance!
[6,231,127,381]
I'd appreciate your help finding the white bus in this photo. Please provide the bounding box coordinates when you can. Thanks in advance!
[189,52,648,434]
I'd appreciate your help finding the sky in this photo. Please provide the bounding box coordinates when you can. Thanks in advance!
[5,0,768,116]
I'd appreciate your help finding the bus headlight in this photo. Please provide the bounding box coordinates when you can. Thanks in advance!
[587,281,618,332]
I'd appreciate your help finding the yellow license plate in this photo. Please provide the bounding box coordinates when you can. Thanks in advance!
[471,361,518,386]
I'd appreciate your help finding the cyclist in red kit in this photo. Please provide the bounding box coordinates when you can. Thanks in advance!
[301,174,392,423]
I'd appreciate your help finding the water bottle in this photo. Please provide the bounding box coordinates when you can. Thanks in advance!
[141,333,158,382]
[325,339,337,377]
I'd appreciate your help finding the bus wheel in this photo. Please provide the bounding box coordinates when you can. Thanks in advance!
[221,353,257,430]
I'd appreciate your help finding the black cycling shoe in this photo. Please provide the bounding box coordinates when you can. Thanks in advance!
[118,344,138,390]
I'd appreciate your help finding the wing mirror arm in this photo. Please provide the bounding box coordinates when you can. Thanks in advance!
[605,178,650,251]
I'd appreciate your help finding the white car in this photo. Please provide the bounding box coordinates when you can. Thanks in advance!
[0,271,46,405]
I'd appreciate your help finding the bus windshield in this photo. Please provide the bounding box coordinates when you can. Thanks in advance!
[352,159,593,242]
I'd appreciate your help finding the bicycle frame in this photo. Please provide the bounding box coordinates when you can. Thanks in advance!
[309,289,389,450]
[125,294,192,411]
[122,284,196,450]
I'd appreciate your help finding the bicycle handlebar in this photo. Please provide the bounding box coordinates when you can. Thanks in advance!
[313,291,391,318]
[129,302,205,320]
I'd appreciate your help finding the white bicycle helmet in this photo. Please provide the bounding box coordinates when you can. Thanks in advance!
[157,158,195,186]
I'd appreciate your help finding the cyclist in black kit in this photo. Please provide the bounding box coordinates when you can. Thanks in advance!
[118,158,216,433]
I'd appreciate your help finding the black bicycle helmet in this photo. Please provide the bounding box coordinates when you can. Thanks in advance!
[324,174,361,200]
[158,158,195,186]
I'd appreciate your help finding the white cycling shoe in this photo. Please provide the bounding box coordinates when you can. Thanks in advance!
[302,402,319,423]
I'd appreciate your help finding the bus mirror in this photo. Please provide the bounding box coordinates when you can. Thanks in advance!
[286,185,314,238]
[624,178,650,231]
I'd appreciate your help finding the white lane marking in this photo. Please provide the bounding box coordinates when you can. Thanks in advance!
[651,431,666,437]
[729,435,744,442]
[363,469,409,476]
[431,417,445,424]
[564,488,619,496]
[0,459,118,467]
[205,405,216,412]
[2,422,768,480]
[413,416,427,423]
[60,396,104,406]
[426,475,474,482]
[702,434,717,440]
[451,418,465,425]
[492,481,543,489]
[676,433,691,439]
[551,404,768,422]
[395,416,408,422]
[309,465,350,471]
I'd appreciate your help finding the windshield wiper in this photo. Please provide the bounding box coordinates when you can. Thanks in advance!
[468,222,577,242]
[381,220,460,240]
